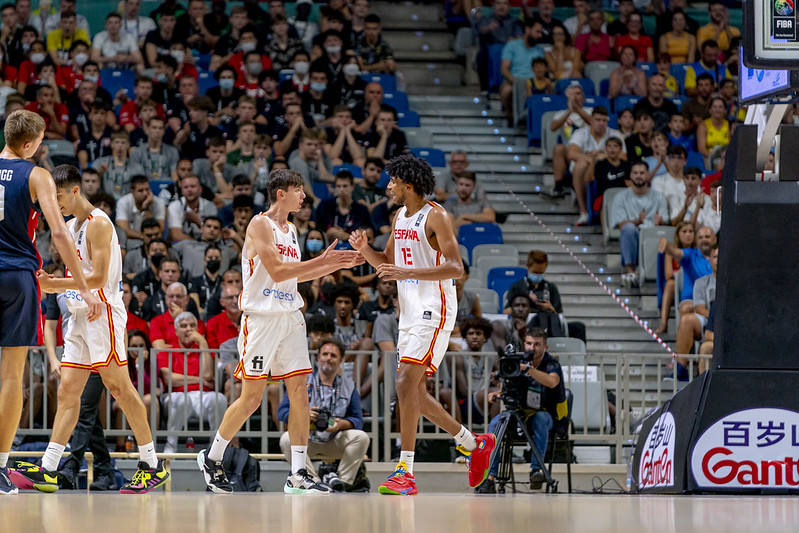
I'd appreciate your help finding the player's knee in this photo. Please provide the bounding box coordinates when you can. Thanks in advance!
[241,390,263,414]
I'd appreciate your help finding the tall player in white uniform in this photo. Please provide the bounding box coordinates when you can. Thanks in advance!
[20,165,168,494]
[198,169,363,494]
[349,154,496,495]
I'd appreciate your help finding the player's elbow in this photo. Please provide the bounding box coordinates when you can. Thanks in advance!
[451,260,465,279]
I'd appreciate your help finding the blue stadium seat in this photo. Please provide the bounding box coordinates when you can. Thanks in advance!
[100,68,135,98]
[458,223,503,263]
[488,43,505,92]
[279,70,293,82]
[383,92,409,113]
[527,94,567,146]
[584,96,610,112]
[411,147,446,167]
[613,95,642,114]
[670,95,685,111]
[332,163,363,178]
[638,62,658,76]
[599,78,609,97]
[487,266,528,308]
[361,73,397,92]
[397,110,421,128]
[149,179,173,196]
[686,151,707,174]
[312,180,332,201]
[198,71,218,94]
[195,53,211,71]
[376,169,390,188]
[555,77,595,96]
[670,63,691,94]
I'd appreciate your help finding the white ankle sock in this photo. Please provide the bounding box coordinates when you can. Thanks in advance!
[42,442,65,472]
[0,452,8,468]
[399,451,415,474]
[454,425,477,452]
[138,441,158,469]
[207,433,230,462]
[291,446,307,474]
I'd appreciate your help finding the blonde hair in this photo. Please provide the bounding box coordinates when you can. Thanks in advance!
[4,110,45,150]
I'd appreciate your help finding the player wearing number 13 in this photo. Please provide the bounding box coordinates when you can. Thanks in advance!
[349,154,496,496]
[198,169,364,495]
[0,110,103,496]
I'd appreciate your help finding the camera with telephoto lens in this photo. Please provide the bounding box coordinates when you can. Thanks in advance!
[315,408,334,431]
[497,344,537,409]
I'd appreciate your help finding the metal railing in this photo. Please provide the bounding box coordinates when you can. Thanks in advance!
[15,347,710,464]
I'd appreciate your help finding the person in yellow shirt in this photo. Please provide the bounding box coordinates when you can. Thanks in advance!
[46,10,91,67]
[696,1,740,53]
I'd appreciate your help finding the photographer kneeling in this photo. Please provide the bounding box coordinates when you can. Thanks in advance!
[277,340,370,492]
[476,328,565,493]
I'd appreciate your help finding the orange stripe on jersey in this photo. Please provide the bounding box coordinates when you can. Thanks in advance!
[91,302,124,368]
[98,289,107,302]
[61,361,93,370]
[241,315,249,358]
[248,258,254,276]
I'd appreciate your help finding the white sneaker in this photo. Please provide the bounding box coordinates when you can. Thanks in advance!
[621,273,632,288]
[575,213,589,226]
[284,469,332,494]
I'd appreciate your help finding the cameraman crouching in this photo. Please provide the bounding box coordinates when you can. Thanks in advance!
[476,328,565,493]
[277,339,370,492]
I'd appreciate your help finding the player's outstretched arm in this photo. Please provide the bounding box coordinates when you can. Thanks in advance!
[38,216,113,293]
[376,206,464,282]
[30,166,103,321]
[348,228,393,268]
[247,216,363,284]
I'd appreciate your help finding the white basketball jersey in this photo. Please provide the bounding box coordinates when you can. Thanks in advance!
[393,203,457,331]
[64,208,124,312]
[239,213,304,314]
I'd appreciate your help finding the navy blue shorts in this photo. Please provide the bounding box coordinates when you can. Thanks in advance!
[0,270,39,346]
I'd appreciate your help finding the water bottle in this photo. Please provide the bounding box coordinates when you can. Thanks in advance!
[186,437,195,450]
[125,435,134,452]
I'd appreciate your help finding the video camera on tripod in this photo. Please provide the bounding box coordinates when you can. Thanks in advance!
[497,345,543,411]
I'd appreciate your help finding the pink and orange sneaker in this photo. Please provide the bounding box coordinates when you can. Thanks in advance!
[465,433,496,488]
[378,461,418,495]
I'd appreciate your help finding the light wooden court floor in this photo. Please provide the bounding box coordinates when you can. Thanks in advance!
[2,492,799,533]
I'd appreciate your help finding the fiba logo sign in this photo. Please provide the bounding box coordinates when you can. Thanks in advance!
[639,412,676,488]
[775,0,794,16]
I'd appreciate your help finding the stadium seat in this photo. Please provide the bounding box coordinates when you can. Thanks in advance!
[540,110,563,161]
[488,43,505,92]
[612,95,641,114]
[487,266,528,309]
[361,73,397,92]
[459,244,469,264]
[312,181,332,201]
[397,110,421,128]
[279,69,293,82]
[602,187,626,243]
[45,139,78,166]
[599,78,610,97]
[670,63,691,93]
[198,71,218,94]
[475,257,516,283]
[584,96,610,112]
[527,94,567,146]
[332,164,363,178]
[639,226,675,283]
[472,243,519,268]
[410,147,446,167]
[149,179,173,196]
[637,62,658,76]
[584,61,619,95]
[472,288,501,314]
[555,77,595,96]
[468,266,484,288]
[458,223,503,263]
[670,95,685,111]
[383,92,409,113]
[686,150,707,174]
[195,53,211,71]
[404,127,433,148]
[569,379,606,431]
[376,169,390,188]
[548,337,587,366]
[100,68,135,97]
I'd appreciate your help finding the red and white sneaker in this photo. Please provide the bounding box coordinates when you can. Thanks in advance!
[464,433,496,488]
[378,461,418,495]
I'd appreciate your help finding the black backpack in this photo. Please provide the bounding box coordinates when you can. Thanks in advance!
[209,447,262,492]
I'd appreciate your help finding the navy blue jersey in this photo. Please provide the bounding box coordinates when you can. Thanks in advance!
[0,158,40,271]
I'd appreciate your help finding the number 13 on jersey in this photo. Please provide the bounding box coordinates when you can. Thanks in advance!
[401,247,413,266]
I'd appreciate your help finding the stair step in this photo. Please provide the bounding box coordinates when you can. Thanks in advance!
[383,30,453,51]
[420,108,505,118]
[434,134,528,145]
[587,340,669,353]
[372,1,442,22]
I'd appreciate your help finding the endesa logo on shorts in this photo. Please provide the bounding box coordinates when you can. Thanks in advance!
[262,288,295,301]
[639,412,675,488]
[64,289,84,302]
[691,408,799,488]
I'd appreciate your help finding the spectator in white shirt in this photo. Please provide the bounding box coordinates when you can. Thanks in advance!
[30,0,89,36]
[116,174,167,250]
[651,144,687,207]
[168,174,219,241]
[563,0,605,37]
[568,106,626,225]
[668,167,715,228]
[549,84,593,198]
[121,0,157,47]
[92,12,144,73]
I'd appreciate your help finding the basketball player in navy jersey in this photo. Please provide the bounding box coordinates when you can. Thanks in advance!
[349,154,495,495]
[0,110,102,495]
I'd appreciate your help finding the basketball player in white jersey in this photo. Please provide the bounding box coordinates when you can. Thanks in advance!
[198,169,363,494]
[349,154,496,495]
[18,165,168,494]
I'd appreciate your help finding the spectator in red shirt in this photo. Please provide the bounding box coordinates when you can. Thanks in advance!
[575,10,613,63]
[158,311,226,453]
[17,39,47,94]
[614,12,654,63]
[122,280,150,337]
[119,75,165,133]
[151,281,206,351]
[55,39,91,94]
[25,83,69,139]
[205,285,241,350]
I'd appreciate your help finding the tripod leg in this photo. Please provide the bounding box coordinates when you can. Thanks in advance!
[491,413,513,492]
[514,411,555,488]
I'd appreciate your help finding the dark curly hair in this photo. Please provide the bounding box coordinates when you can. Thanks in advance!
[384,153,435,197]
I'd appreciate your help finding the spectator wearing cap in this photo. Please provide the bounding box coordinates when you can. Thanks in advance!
[444,172,496,230]
[174,95,225,160]
[498,18,545,125]
[76,100,113,169]
[355,14,395,74]
[91,12,144,73]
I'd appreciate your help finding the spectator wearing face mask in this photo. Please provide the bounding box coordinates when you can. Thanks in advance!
[281,50,312,94]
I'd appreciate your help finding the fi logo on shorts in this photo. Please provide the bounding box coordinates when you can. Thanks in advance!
[422,311,431,320]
